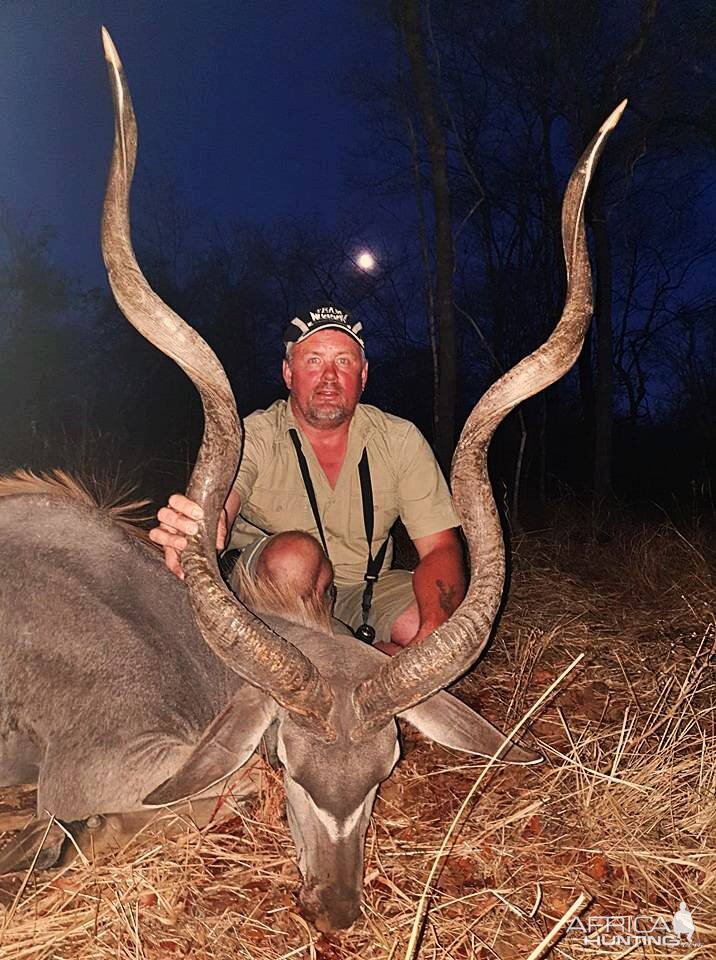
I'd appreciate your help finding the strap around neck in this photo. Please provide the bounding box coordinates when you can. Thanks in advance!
[288,428,330,559]
[358,448,389,581]
[289,428,389,641]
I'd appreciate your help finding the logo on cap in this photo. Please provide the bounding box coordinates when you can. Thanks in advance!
[309,306,349,324]
[284,303,364,348]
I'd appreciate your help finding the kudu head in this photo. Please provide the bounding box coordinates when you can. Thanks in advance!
[100,28,624,931]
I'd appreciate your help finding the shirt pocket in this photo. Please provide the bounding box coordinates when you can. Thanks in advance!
[241,486,313,535]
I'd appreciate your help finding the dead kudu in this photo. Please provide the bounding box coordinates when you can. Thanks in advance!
[0,30,625,932]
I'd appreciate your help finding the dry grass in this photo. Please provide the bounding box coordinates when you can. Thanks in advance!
[1,520,714,958]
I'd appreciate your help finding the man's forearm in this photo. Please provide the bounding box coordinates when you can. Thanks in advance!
[224,489,241,522]
[411,540,466,639]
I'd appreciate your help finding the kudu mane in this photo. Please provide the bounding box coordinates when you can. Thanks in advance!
[231,562,334,633]
[0,466,331,630]
[0,469,154,544]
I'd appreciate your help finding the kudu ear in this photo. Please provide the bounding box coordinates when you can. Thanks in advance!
[144,685,277,805]
[399,691,540,764]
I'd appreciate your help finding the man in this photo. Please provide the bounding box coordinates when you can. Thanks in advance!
[151,304,465,655]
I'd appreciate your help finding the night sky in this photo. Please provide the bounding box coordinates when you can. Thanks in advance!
[0,1,393,284]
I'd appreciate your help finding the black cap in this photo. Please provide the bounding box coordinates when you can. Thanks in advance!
[283,304,364,349]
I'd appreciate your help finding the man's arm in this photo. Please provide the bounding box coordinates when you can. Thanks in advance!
[376,527,466,655]
[411,528,466,639]
[149,489,242,579]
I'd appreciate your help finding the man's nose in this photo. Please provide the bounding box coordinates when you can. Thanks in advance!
[321,362,338,380]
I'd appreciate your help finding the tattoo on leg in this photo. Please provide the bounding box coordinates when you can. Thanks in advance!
[436,579,458,616]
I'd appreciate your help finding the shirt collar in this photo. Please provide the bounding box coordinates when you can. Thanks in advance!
[275,398,374,448]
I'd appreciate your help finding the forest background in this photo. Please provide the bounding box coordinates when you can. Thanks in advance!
[0,0,713,533]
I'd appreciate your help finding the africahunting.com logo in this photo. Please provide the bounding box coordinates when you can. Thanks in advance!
[567,901,697,948]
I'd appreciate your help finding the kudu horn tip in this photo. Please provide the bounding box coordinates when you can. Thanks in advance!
[101,26,121,68]
[601,99,628,134]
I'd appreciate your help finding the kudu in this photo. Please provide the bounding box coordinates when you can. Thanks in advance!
[0,29,625,931]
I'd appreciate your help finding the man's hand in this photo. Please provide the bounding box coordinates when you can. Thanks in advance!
[149,493,229,579]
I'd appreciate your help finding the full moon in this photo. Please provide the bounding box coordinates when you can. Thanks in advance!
[356,250,376,272]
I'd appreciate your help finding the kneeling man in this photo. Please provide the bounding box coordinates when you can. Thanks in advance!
[151,304,465,656]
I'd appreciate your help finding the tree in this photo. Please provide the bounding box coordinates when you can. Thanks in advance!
[0,208,77,470]
[392,0,457,473]
[367,0,714,509]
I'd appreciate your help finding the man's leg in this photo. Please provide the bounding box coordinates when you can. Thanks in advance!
[229,539,416,654]
[385,601,420,649]
[255,531,333,599]
[333,570,416,653]
[227,531,333,603]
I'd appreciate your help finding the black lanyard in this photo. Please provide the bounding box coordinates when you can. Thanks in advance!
[288,428,388,641]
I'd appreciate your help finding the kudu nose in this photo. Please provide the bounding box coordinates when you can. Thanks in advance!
[300,884,361,932]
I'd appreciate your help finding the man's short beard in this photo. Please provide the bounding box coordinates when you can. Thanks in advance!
[304,403,350,427]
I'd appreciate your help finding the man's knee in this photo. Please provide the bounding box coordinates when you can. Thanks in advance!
[256,531,333,599]
[389,601,420,646]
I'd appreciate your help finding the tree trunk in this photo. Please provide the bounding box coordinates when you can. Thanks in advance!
[590,178,614,499]
[395,0,456,473]
[578,323,596,459]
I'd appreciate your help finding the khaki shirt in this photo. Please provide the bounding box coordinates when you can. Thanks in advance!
[228,400,459,586]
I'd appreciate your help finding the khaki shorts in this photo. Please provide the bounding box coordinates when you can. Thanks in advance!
[224,535,415,644]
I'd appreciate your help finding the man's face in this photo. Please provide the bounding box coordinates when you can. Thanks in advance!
[283,329,368,429]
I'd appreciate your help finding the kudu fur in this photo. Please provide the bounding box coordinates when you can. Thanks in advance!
[0,29,625,931]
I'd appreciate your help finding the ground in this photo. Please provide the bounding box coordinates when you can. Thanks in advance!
[0,516,714,959]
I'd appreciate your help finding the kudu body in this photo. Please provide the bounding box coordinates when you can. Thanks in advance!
[0,30,624,931]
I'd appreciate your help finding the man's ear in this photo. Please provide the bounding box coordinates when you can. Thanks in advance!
[361,360,369,390]
[282,358,292,390]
